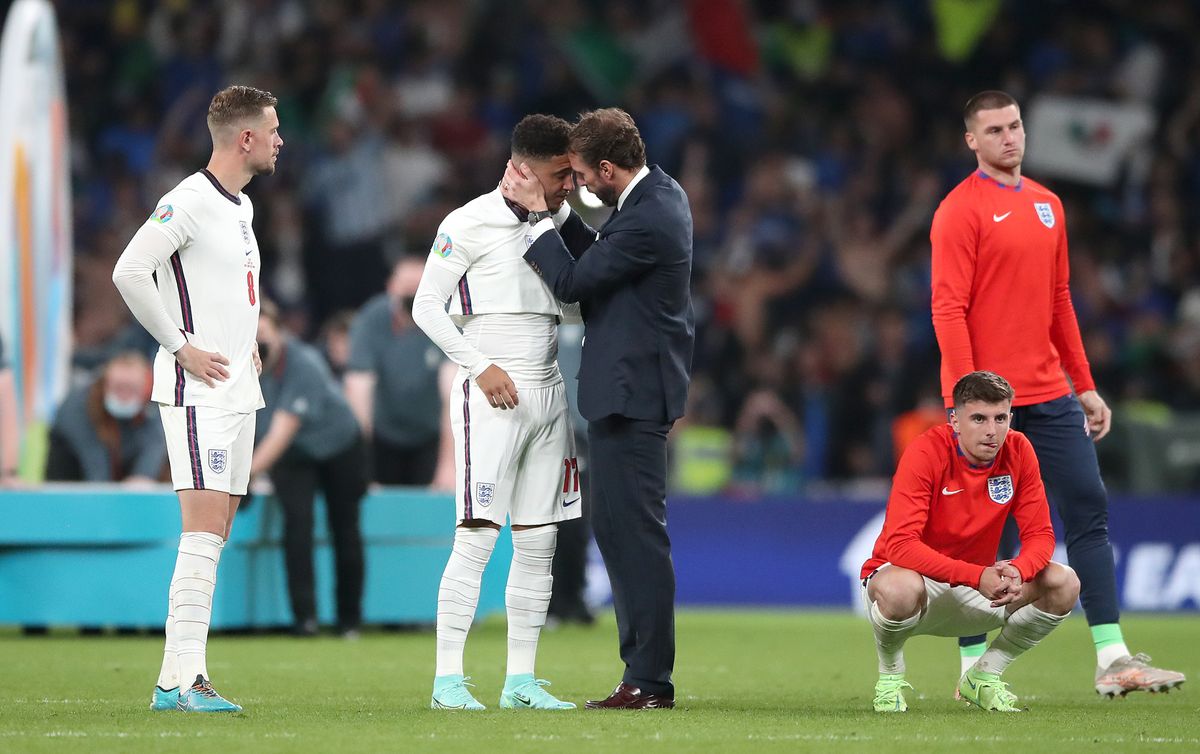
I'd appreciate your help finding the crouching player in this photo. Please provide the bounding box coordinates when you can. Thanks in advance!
[861,371,1080,712]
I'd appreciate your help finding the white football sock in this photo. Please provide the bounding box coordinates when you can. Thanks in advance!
[1097,641,1132,670]
[171,532,224,688]
[505,526,557,677]
[870,600,920,675]
[960,641,986,677]
[155,598,178,690]
[977,603,1068,676]
[435,527,498,677]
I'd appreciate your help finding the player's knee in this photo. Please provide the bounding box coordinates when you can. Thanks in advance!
[869,570,925,619]
[459,519,502,530]
[1037,563,1080,613]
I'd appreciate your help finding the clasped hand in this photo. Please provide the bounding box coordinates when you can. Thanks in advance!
[978,559,1024,607]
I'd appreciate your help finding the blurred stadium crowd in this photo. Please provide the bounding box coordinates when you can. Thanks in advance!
[52,0,1200,494]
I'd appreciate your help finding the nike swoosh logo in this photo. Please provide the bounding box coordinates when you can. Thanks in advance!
[514,693,531,706]
[966,678,978,690]
[993,212,1011,222]
[942,487,964,495]
[562,498,580,508]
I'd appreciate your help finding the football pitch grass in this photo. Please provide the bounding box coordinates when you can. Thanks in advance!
[1,611,1196,753]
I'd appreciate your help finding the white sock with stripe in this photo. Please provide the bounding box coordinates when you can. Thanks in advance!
[870,600,920,674]
[976,604,1067,675]
[505,526,557,677]
[171,531,224,688]
[156,598,179,690]
[435,527,499,677]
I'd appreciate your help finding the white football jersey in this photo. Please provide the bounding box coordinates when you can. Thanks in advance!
[413,189,578,387]
[143,171,264,413]
[433,188,568,320]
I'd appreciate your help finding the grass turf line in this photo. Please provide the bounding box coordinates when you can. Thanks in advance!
[1,611,1197,753]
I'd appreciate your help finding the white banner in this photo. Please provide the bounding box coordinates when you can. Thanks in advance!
[0,0,72,476]
[1024,94,1155,186]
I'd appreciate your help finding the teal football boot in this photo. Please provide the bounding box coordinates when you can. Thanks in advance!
[176,675,243,713]
[431,675,486,710]
[150,685,179,711]
[499,674,576,710]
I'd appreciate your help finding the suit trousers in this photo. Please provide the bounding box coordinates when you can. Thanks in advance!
[587,414,675,696]
[270,438,368,630]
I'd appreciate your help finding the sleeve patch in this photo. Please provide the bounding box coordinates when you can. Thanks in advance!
[432,232,453,258]
[151,204,174,224]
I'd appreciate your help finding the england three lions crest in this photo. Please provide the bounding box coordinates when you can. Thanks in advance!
[987,474,1014,504]
[208,449,228,474]
[475,482,495,508]
[1034,202,1055,228]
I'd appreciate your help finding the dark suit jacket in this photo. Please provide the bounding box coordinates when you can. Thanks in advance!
[525,166,694,423]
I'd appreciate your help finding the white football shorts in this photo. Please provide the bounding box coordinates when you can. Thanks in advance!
[159,405,256,495]
[862,563,1009,637]
[449,372,582,526]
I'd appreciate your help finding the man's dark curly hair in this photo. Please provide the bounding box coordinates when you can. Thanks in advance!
[511,114,571,161]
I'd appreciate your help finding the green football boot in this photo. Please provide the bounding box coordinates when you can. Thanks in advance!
[873,673,913,712]
[959,667,1021,712]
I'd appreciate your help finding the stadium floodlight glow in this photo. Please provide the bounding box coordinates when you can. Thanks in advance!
[577,186,605,209]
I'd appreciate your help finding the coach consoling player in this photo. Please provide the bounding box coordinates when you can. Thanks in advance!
[502,107,694,710]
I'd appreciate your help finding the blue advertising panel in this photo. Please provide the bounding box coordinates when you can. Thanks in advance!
[669,496,1200,611]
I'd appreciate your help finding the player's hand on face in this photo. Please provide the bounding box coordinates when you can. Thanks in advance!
[476,364,519,410]
[1077,390,1112,442]
[175,343,231,388]
[501,160,547,212]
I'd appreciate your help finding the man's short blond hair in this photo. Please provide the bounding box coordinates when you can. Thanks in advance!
[207,85,277,139]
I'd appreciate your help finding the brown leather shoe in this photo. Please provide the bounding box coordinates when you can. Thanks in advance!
[584,682,675,709]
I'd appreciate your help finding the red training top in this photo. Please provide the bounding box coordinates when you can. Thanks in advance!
[930,170,1095,407]
[860,424,1056,589]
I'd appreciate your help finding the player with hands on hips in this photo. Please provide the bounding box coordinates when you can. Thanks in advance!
[112,85,282,713]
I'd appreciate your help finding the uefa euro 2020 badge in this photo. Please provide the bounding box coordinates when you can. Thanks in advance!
[987,474,1014,504]
[151,204,174,224]
[432,233,453,258]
